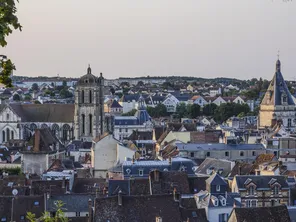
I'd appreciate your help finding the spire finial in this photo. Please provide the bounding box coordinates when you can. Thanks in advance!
[87,64,91,74]
[277,50,280,60]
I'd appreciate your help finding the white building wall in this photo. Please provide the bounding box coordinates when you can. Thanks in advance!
[92,135,117,178]
[116,144,136,163]
[207,207,232,222]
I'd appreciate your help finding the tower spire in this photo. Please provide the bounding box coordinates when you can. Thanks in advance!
[87,64,91,74]
[276,51,281,72]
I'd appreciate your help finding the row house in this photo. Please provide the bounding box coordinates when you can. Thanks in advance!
[231,175,289,207]
[190,95,245,107]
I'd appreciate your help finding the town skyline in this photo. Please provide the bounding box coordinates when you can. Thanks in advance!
[2,0,296,80]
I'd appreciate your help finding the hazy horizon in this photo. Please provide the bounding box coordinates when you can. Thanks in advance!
[2,0,296,80]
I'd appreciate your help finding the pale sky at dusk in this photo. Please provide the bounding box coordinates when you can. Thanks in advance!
[2,0,296,80]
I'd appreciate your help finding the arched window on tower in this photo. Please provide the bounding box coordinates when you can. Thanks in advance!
[89,90,92,103]
[81,90,85,103]
[11,131,14,140]
[89,114,93,135]
[82,114,85,134]
[6,128,10,142]
[2,131,5,142]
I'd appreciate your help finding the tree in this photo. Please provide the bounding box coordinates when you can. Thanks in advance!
[12,93,20,101]
[122,109,137,116]
[27,200,68,222]
[34,100,41,104]
[146,104,167,118]
[24,94,31,101]
[214,103,250,123]
[176,103,188,118]
[31,83,39,91]
[202,103,218,116]
[62,80,67,88]
[59,89,72,98]
[187,104,201,118]
[0,0,22,86]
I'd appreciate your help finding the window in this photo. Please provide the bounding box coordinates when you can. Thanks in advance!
[273,186,279,195]
[6,113,9,121]
[216,185,220,192]
[246,200,256,207]
[119,128,122,133]
[1,218,6,222]
[89,114,93,135]
[139,169,144,176]
[252,151,256,156]
[76,212,81,216]
[190,152,195,157]
[219,213,228,222]
[271,199,277,206]
[225,151,229,157]
[20,216,25,220]
[81,90,84,103]
[82,114,85,134]
[206,152,210,157]
[240,151,244,157]
[125,128,128,133]
[34,201,39,206]
[288,119,292,127]
[248,185,255,195]
[89,90,92,103]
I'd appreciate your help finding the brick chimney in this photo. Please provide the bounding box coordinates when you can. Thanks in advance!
[88,199,93,222]
[33,129,40,152]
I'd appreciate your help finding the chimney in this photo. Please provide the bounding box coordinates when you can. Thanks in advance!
[238,165,241,175]
[132,156,135,164]
[154,170,160,182]
[169,157,172,165]
[62,177,65,189]
[173,187,180,202]
[225,191,228,199]
[88,199,93,222]
[156,217,162,222]
[33,129,40,152]
[103,187,107,196]
[118,190,123,206]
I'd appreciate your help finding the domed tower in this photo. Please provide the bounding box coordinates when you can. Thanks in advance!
[74,65,105,141]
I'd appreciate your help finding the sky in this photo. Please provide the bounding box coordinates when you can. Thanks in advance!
[2,0,296,80]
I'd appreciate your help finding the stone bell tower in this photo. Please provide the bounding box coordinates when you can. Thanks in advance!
[74,65,105,141]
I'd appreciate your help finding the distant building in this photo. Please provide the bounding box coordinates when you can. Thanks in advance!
[259,59,296,130]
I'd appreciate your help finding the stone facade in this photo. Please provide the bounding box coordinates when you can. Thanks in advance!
[74,66,105,141]
[259,59,296,130]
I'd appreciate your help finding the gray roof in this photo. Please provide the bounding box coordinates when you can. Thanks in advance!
[196,191,241,208]
[261,59,295,106]
[47,194,94,212]
[234,175,289,190]
[195,158,233,177]
[206,173,227,186]
[176,143,265,151]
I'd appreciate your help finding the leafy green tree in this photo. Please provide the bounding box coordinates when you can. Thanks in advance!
[34,100,41,104]
[214,103,250,123]
[0,0,22,87]
[59,89,72,98]
[147,104,167,118]
[24,94,31,101]
[122,109,137,116]
[187,104,201,118]
[12,93,20,101]
[62,80,67,88]
[202,103,218,116]
[32,83,39,91]
[176,103,188,118]
[27,200,68,222]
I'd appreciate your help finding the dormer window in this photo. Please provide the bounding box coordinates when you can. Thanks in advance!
[273,185,279,195]
[221,198,226,206]
[214,199,219,206]
[139,169,144,176]
[248,185,255,196]
[216,185,220,192]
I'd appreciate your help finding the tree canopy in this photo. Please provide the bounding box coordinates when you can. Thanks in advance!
[0,0,22,86]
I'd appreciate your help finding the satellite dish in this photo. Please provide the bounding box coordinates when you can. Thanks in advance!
[12,189,18,196]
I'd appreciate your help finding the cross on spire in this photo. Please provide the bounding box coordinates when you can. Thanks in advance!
[277,50,280,60]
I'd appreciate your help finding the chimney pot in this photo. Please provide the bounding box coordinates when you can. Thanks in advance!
[118,190,123,206]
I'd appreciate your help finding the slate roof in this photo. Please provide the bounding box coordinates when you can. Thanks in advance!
[176,143,265,151]
[234,175,289,190]
[230,205,291,222]
[47,194,95,212]
[95,194,183,222]
[196,191,241,208]
[0,195,45,220]
[229,162,255,177]
[72,178,106,194]
[30,180,67,195]
[206,173,227,186]
[261,59,295,106]
[111,99,123,108]
[108,180,130,196]
[196,158,234,177]
[2,103,75,122]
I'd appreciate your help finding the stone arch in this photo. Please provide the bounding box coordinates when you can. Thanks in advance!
[62,124,71,141]
[41,123,49,129]
[30,123,37,131]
